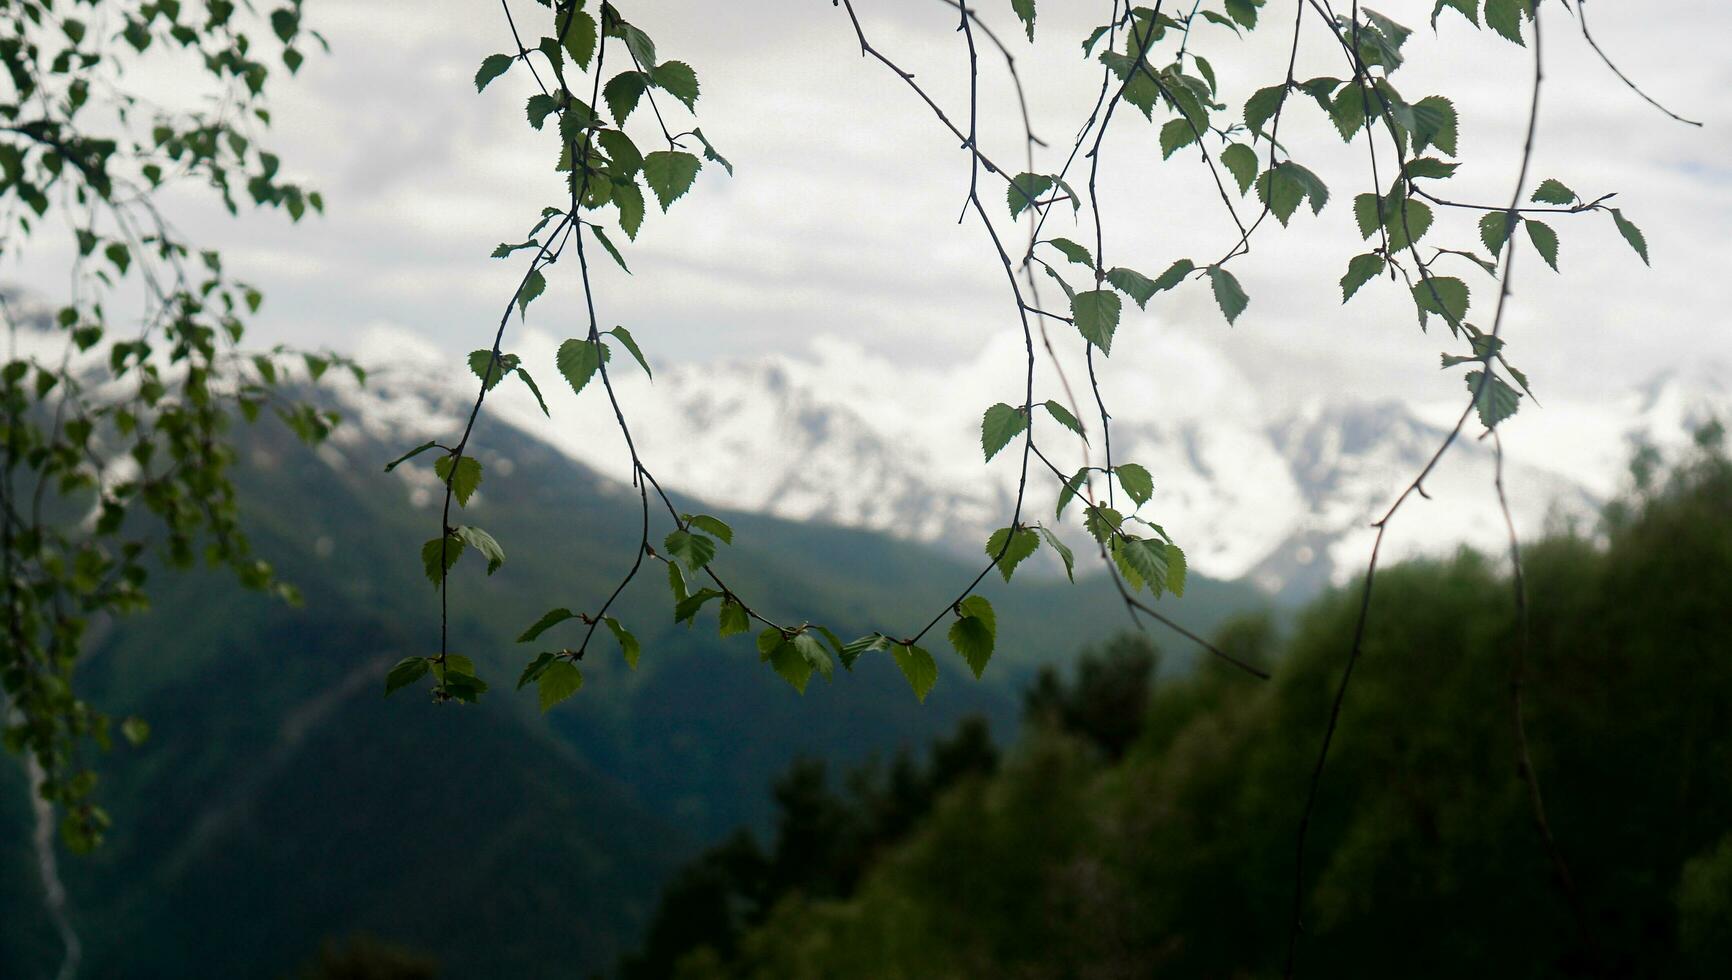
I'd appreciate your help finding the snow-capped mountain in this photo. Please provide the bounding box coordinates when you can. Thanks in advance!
[342,323,1727,599]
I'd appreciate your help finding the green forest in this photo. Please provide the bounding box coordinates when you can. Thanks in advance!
[621,434,1732,979]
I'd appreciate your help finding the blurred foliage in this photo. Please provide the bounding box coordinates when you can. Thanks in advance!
[631,435,1732,979]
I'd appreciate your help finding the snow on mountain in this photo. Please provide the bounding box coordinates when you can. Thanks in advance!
[342,323,1727,599]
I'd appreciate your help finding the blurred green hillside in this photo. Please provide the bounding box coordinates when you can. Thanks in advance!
[631,435,1732,979]
[0,413,1264,978]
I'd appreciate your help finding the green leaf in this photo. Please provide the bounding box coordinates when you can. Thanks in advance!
[1007,172,1053,219]
[1072,289,1122,353]
[1159,117,1197,159]
[517,652,557,690]
[591,225,630,273]
[454,526,505,574]
[981,403,1028,462]
[1412,276,1470,328]
[604,616,641,668]
[1480,210,1518,256]
[421,534,465,587]
[1383,198,1435,252]
[518,608,578,644]
[1011,0,1037,41]
[516,368,551,416]
[718,598,750,638]
[1047,237,1093,268]
[616,23,658,68]
[1106,267,1157,309]
[1484,0,1528,46]
[1086,504,1123,544]
[435,454,483,507]
[1042,400,1086,440]
[561,10,599,69]
[1207,266,1248,325]
[1341,253,1385,302]
[1525,219,1559,272]
[674,588,723,626]
[1056,466,1090,519]
[1610,209,1649,266]
[1466,369,1521,428]
[1243,84,1286,137]
[517,269,546,318]
[475,54,513,92]
[1221,142,1258,195]
[384,440,440,472]
[1113,536,1174,595]
[692,127,734,176]
[1152,259,1194,293]
[1165,542,1188,597]
[1255,166,1305,226]
[1409,96,1457,156]
[1432,0,1479,29]
[384,657,429,696]
[468,349,519,391]
[1035,524,1075,582]
[1115,463,1153,506]
[841,633,893,670]
[649,60,699,110]
[642,150,701,210]
[768,638,813,693]
[985,525,1041,582]
[527,93,559,130]
[793,632,834,681]
[613,179,646,239]
[604,70,647,126]
[599,129,644,177]
[1330,83,1368,141]
[1354,193,1385,240]
[892,644,939,702]
[1225,0,1259,28]
[948,595,996,679]
[685,514,734,544]
[1531,178,1577,205]
[537,660,584,712]
[663,529,718,573]
[556,337,611,395]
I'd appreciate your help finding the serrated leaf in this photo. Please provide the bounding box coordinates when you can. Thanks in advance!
[1106,267,1156,309]
[1531,178,1577,205]
[718,598,750,638]
[1008,172,1053,219]
[768,638,813,693]
[1152,258,1194,293]
[1057,466,1090,519]
[516,368,551,416]
[1479,210,1517,256]
[840,633,892,669]
[421,534,465,587]
[1243,84,1286,137]
[1047,237,1093,268]
[1409,96,1457,157]
[793,632,834,681]
[1042,400,1086,440]
[1341,253,1385,302]
[985,525,1041,582]
[561,10,599,69]
[1412,276,1470,330]
[1610,209,1649,266]
[537,660,584,712]
[518,608,578,643]
[517,652,557,690]
[649,60,699,110]
[604,616,641,668]
[674,588,723,626]
[1221,142,1258,195]
[1207,266,1248,325]
[663,529,717,572]
[1524,219,1559,272]
[384,440,439,472]
[1035,524,1075,582]
[435,454,483,507]
[468,349,519,391]
[1383,198,1434,252]
[455,526,505,574]
[527,93,559,130]
[613,179,646,239]
[517,269,546,318]
[1115,463,1153,506]
[475,53,513,92]
[604,70,647,126]
[1255,166,1305,226]
[1012,0,1036,41]
[1466,369,1521,428]
[384,657,429,696]
[642,151,701,211]
[1072,289,1122,353]
[1484,0,1527,46]
[692,127,733,176]
[685,513,733,544]
[948,596,996,679]
[893,644,938,702]
[981,403,1028,462]
[1159,117,1197,159]
[591,225,630,273]
[1086,503,1123,543]
[1432,0,1479,30]
[556,337,611,395]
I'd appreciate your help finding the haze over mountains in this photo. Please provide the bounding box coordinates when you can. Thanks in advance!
[350,324,1728,601]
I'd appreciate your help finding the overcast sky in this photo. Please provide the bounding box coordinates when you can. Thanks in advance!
[71,1,1732,417]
